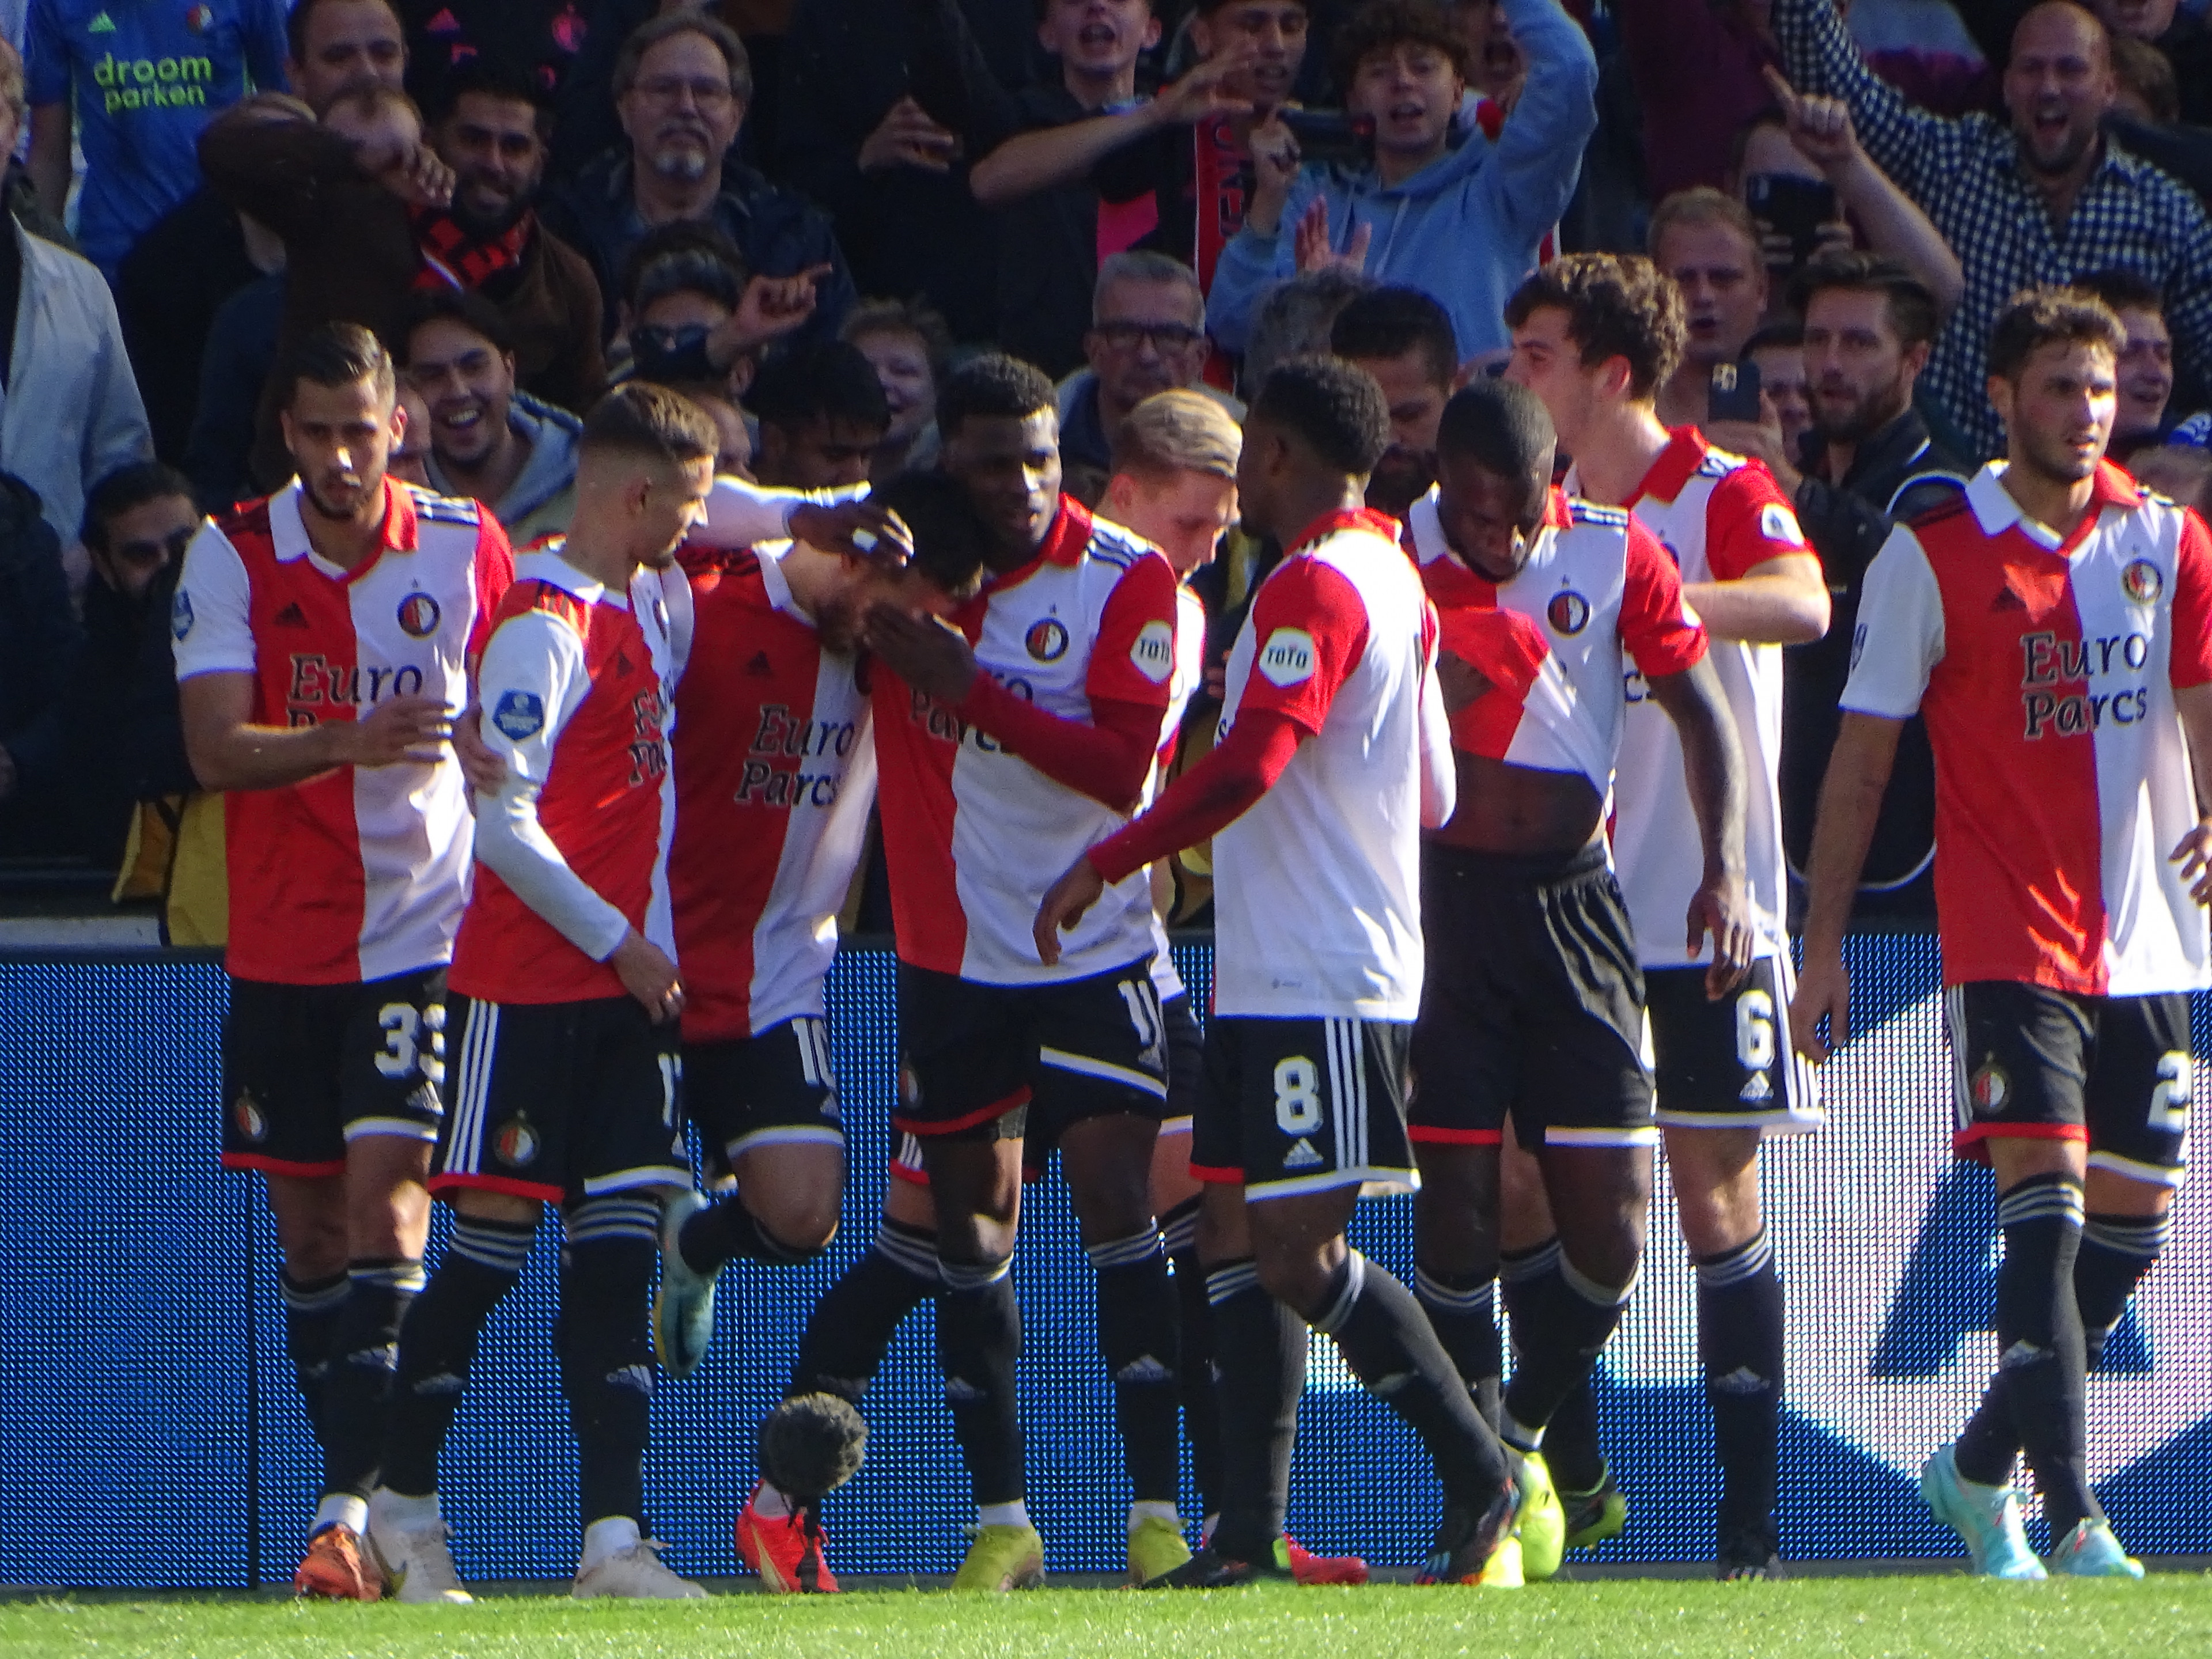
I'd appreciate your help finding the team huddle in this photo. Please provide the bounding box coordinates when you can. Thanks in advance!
[170,251,2209,1603]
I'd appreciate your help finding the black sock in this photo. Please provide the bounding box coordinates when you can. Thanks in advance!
[1696,1229,1783,1545]
[1088,1228,1182,1505]
[1956,1209,2168,1487]
[1312,1251,1508,1504]
[559,1197,660,1530]
[1500,1242,1601,1488]
[937,1256,1025,1507]
[318,1257,426,1507]
[1164,1200,1223,1517]
[790,1218,938,1404]
[280,1268,349,1459]
[381,1215,533,1497]
[1986,1174,2095,1537]
[678,1196,821,1273]
[1205,1259,1304,1563]
[1499,1247,1633,1454]
[1415,1264,1501,1431]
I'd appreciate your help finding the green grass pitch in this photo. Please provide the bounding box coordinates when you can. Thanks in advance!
[7,1576,2211,1659]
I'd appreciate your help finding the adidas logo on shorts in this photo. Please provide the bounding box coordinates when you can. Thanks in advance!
[1739,1071,1772,1103]
[1284,1138,1324,1169]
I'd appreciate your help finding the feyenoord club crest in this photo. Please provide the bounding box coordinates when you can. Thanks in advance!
[2123,559,2162,605]
[397,592,442,637]
[1025,618,1070,662]
[1547,589,1591,636]
[1970,1060,2009,1115]
[495,1115,541,1167]
[232,1090,267,1143]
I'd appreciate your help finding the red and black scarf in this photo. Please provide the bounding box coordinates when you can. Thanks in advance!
[411,209,534,293]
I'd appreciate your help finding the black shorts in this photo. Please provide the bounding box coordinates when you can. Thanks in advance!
[221,967,449,1178]
[1191,1015,1416,1200]
[1646,955,1823,1134]
[1408,843,1656,1152]
[685,1016,844,1170]
[1945,982,2191,1186]
[893,958,1169,1142]
[433,994,690,1207]
[1159,991,1204,1135]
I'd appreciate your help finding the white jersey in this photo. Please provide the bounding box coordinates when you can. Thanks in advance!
[1144,582,1210,1005]
[1213,508,1449,1020]
[1581,429,1810,968]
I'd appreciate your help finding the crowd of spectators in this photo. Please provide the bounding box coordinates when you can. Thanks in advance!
[3,0,2211,921]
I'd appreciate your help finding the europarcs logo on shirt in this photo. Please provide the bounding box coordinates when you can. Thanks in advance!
[83,8,219,117]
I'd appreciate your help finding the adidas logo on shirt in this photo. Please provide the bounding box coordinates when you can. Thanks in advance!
[746,652,774,677]
[1991,585,2029,612]
[275,602,310,628]
[1283,1138,1323,1169]
[89,10,116,29]
[1739,1071,1773,1103]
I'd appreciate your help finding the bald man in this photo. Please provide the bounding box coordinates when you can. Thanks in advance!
[1772,0,2212,460]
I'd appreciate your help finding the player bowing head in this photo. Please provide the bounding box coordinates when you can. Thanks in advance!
[1407,377,1751,1582]
[573,381,721,574]
[1103,389,1242,576]
[1431,374,1556,581]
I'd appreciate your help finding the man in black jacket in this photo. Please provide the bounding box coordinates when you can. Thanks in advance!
[0,470,83,859]
[1711,249,1968,921]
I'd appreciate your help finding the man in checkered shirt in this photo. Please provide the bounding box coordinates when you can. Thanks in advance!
[1774,0,2212,461]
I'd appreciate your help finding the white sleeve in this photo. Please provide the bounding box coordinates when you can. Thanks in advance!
[695,475,869,550]
[1418,647,1457,830]
[170,519,255,680]
[471,608,632,962]
[1839,525,1945,719]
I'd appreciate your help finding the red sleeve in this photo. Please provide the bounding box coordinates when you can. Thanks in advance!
[468,514,518,669]
[1236,556,1371,736]
[1705,462,1812,582]
[2172,508,2212,689]
[1088,707,1306,884]
[1619,517,1709,679]
[953,676,1165,809]
[1086,550,1182,709]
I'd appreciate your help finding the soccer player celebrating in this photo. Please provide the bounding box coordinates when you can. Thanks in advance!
[1793,288,2212,1581]
[1502,253,1830,1578]
[366,385,720,1604]
[830,355,1189,1592]
[173,322,513,1601]
[1405,378,1753,1581]
[1037,356,1522,1588]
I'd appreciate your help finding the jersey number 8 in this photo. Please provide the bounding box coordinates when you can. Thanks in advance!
[1275,1057,1323,1134]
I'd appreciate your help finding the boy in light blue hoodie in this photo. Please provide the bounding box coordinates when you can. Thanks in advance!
[1207,0,1594,370]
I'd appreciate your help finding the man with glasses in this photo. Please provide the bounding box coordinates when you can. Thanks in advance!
[546,12,855,354]
[1058,252,1242,502]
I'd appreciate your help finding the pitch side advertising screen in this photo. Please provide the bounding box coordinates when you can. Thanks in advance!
[0,940,2203,1586]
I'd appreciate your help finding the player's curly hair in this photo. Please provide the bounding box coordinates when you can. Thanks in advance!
[749,340,891,435]
[757,1392,869,1505]
[1504,253,1687,401]
[937,353,1057,439]
[1249,354,1392,476]
[1988,287,2127,382]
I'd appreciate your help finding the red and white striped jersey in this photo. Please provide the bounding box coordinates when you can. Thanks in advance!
[1214,507,1450,1020]
[871,497,1180,984]
[171,478,514,985]
[1407,486,1707,793]
[452,547,689,1005]
[1843,461,2212,995]
[1582,428,1809,967]
[669,543,875,1041]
